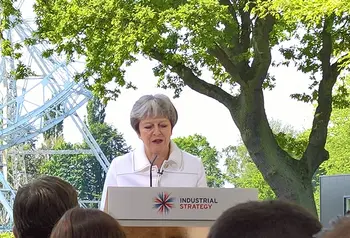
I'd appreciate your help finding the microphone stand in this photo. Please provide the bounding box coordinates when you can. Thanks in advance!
[149,155,158,187]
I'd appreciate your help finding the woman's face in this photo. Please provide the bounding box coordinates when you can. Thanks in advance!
[138,117,172,157]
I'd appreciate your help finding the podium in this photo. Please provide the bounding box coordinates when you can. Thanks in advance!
[104,187,258,238]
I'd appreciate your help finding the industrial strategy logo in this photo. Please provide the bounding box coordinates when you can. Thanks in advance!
[153,192,175,215]
[153,191,219,215]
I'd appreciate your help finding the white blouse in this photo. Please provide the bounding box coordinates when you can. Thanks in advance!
[100,141,207,210]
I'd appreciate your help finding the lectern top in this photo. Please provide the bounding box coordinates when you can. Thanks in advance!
[104,187,258,227]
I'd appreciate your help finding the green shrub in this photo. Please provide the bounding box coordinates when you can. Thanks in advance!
[0,232,14,238]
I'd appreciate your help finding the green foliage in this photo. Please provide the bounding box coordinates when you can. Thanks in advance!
[311,77,350,214]
[264,0,350,23]
[88,122,131,163]
[22,140,42,181]
[332,76,350,109]
[312,105,350,215]
[40,125,130,200]
[85,97,131,162]
[1,1,34,79]
[0,0,21,31]
[224,102,350,213]
[39,138,92,197]
[0,232,14,238]
[43,103,64,141]
[40,98,130,200]
[223,144,276,200]
[321,78,350,175]
[33,0,264,99]
[322,107,350,174]
[258,0,350,105]
[86,96,106,125]
[224,121,308,200]
[173,134,224,188]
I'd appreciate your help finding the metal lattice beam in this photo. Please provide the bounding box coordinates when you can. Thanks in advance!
[0,2,110,231]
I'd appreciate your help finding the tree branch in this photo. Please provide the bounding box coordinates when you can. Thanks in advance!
[301,15,340,175]
[217,0,242,62]
[151,51,238,110]
[217,0,240,52]
[219,0,252,77]
[219,0,239,30]
[208,45,247,87]
[248,15,275,88]
[239,6,251,54]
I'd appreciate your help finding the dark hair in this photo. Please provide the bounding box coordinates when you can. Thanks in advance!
[208,200,322,238]
[13,176,78,238]
[50,207,126,238]
[321,216,350,238]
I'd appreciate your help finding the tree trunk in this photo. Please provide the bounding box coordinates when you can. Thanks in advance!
[230,86,318,215]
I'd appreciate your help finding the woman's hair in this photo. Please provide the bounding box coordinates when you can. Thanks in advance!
[13,175,78,238]
[130,94,178,133]
[50,207,126,238]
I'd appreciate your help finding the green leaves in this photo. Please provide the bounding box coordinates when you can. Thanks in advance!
[0,0,21,31]
[1,1,36,82]
[1,39,12,56]
[0,232,14,238]
[266,0,350,24]
[332,76,350,109]
[173,134,224,188]
[260,0,350,105]
[39,98,131,200]
[223,144,276,200]
[224,121,308,200]
[322,107,350,174]
[33,0,241,100]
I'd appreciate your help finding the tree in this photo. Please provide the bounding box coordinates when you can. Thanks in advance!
[224,120,308,200]
[86,96,106,125]
[41,97,130,200]
[0,0,34,80]
[40,123,130,200]
[312,106,350,214]
[258,0,350,78]
[223,144,276,200]
[22,140,42,182]
[322,107,350,175]
[43,103,64,142]
[173,134,224,188]
[264,0,350,23]
[86,96,130,162]
[39,138,92,199]
[85,122,130,197]
[33,0,350,214]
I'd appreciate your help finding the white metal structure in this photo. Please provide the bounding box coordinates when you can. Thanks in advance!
[0,1,109,231]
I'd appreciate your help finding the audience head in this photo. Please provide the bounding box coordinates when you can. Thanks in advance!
[13,176,78,238]
[208,200,322,238]
[50,207,126,238]
[319,216,350,238]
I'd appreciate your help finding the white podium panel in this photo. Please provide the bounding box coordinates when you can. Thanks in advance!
[105,187,258,227]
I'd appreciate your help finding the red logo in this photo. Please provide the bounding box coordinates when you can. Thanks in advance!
[153,192,175,215]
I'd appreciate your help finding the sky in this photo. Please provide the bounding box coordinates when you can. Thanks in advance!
[62,53,315,151]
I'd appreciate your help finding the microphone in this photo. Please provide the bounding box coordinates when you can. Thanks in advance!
[157,169,164,175]
[149,155,158,187]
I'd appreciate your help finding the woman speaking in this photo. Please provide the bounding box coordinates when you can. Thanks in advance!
[100,94,207,210]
